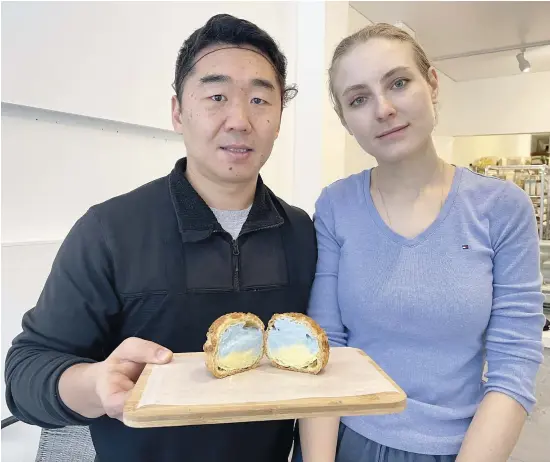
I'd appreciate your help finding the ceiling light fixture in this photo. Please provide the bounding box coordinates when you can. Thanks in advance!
[431,40,550,62]
[516,50,531,73]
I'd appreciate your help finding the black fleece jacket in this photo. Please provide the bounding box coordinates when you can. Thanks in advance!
[5,158,317,462]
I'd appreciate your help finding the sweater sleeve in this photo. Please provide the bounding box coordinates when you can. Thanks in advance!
[4,208,121,428]
[484,182,546,413]
[306,188,348,347]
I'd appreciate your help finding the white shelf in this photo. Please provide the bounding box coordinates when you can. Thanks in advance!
[485,165,549,171]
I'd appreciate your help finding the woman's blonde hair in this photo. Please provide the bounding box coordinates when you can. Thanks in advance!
[328,23,433,119]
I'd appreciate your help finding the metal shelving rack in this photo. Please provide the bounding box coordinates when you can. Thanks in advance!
[485,165,550,304]
[485,165,550,240]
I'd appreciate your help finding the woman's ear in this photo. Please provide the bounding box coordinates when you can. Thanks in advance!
[427,66,439,104]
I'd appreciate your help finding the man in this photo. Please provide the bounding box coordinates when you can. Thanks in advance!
[5,14,317,462]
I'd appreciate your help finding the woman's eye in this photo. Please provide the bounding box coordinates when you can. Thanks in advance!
[350,96,367,107]
[251,97,267,105]
[210,95,226,102]
[393,78,409,89]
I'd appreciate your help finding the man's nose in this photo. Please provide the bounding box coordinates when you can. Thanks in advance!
[224,100,252,133]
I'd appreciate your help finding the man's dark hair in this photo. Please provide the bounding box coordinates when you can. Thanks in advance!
[173,14,297,107]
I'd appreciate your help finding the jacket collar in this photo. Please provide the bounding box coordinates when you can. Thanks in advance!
[168,157,284,242]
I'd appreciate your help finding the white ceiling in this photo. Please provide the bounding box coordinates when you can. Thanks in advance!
[350,1,550,81]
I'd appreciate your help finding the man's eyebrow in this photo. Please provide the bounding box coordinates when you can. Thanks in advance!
[251,78,276,91]
[199,74,276,91]
[341,66,412,97]
[199,74,231,85]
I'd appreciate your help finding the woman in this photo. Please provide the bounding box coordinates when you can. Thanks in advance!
[293,23,546,462]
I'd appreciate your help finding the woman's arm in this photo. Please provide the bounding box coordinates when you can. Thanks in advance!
[299,417,341,462]
[457,183,545,461]
[298,188,347,462]
[305,188,348,346]
[456,392,526,462]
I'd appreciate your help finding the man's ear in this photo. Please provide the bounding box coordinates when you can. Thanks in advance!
[171,95,184,134]
[274,113,282,140]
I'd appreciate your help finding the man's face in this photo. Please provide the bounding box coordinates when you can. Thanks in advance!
[172,45,282,186]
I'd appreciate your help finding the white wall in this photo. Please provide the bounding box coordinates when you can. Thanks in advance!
[348,2,370,35]
[432,136,455,164]
[452,134,532,167]
[446,71,550,165]
[291,1,324,216]
[451,71,550,136]
[1,1,297,132]
[321,1,351,187]
[1,105,186,243]
[430,70,458,166]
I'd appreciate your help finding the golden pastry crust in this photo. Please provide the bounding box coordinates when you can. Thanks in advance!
[203,312,265,379]
[265,313,330,375]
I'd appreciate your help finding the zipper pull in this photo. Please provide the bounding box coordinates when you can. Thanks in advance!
[232,240,240,256]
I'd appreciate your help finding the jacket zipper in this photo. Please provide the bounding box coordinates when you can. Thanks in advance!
[217,220,283,292]
[232,222,283,291]
[232,239,240,291]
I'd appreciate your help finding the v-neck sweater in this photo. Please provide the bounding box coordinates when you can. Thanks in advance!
[307,166,546,455]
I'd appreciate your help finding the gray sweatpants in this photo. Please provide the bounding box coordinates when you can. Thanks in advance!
[292,423,458,462]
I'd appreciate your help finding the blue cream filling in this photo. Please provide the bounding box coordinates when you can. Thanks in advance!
[266,317,319,356]
[218,322,263,360]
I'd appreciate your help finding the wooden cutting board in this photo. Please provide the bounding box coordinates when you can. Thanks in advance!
[123,347,406,428]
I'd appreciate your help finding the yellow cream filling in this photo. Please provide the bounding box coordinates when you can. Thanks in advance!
[270,344,317,368]
[218,349,258,370]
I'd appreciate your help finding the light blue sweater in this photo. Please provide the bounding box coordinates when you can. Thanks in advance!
[307,166,546,455]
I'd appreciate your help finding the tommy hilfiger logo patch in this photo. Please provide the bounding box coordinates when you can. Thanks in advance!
[462,245,469,250]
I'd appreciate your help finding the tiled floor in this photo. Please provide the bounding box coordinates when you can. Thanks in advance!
[509,347,549,462]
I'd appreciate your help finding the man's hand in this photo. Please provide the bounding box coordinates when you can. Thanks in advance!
[59,337,173,421]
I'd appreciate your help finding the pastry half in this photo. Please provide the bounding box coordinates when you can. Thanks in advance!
[204,312,265,378]
[265,313,329,374]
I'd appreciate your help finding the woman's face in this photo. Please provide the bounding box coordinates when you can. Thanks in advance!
[332,38,439,164]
